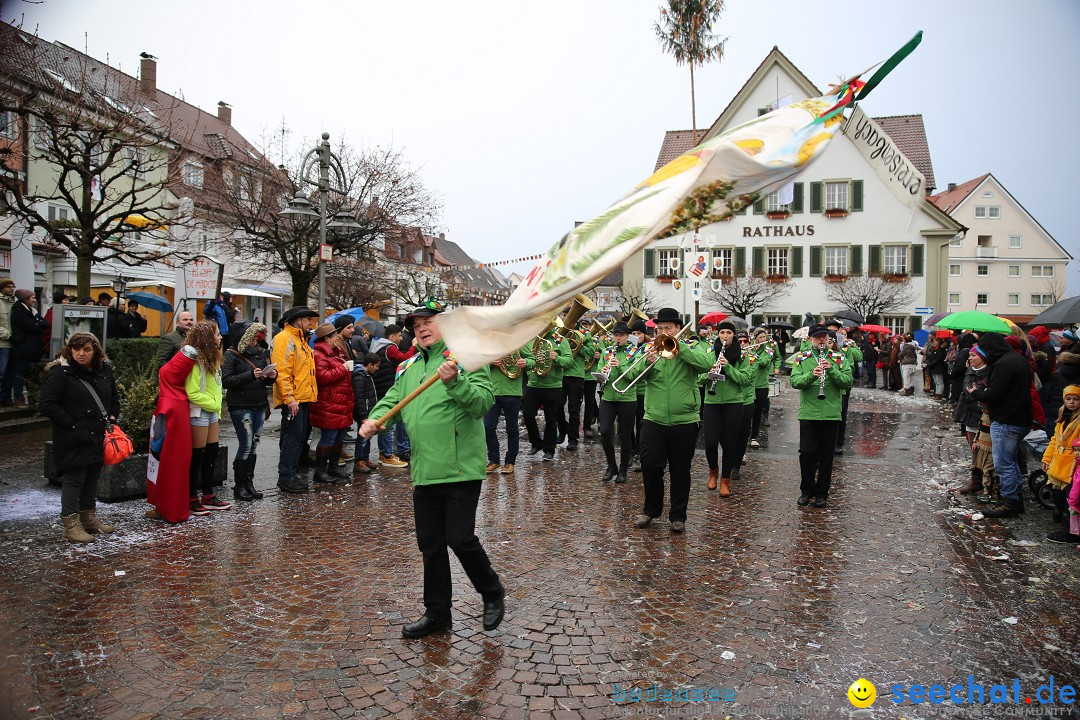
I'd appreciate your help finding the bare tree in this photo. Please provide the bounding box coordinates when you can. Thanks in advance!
[823,274,916,320]
[385,263,445,308]
[1044,275,1067,305]
[321,251,389,311]
[0,25,192,296]
[703,274,790,318]
[617,280,659,318]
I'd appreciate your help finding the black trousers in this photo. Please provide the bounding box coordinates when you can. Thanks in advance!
[59,461,103,516]
[837,391,851,449]
[583,379,599,431]
[732,403,753,469]
[599,400,636,470]
[523,386,563,453]
[751,387,770,439]
[702,403,743,476]
[633,395,645,454]
[484,396,521,465]
[799,420,839,499]
[559,376,584,441]
[413,480,503,620]
[640,420,699,522]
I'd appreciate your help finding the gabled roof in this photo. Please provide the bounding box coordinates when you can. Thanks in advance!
[597,266,623,286]
[654,130,699,172]
[434,236,511,297]
[873,115,936,193]
[928,173,988,214]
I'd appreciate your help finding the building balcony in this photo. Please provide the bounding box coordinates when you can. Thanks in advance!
[976,246,998,258]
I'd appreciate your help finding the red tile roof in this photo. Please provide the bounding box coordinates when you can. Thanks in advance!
[928,173,989,214]
[654,130,699,172]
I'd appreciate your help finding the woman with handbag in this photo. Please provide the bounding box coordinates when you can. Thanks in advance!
[39,333,121,543]
[184,321,231,514]
[221,322,277,501]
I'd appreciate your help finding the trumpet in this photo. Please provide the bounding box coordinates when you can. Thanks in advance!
[706,340,727,395]
[610,322,694,394]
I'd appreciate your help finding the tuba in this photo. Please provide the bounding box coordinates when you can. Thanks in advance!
[531,319,558,377]
[628,306,649,327]
[497,350,522,379]
[583,318,614,371]
[554,294,597,357]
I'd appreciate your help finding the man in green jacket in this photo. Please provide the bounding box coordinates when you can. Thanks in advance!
[789,324,853,508]
[360,302,504,638]
[826,319,862,455]
[632,307,713,533]
[521,328,573,461]
[596,322,637,484]
[484,349,527,474]
[558,317,593,452]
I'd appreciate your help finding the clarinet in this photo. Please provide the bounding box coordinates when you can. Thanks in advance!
[707,341,727,395]
[817,347,828,400]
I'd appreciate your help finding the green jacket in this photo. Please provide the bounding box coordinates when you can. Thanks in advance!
[637,340,714,425]
[600,342,640,403]
[749,345,776,390]
[565,335,594,380]
[699,351,751,405]
[769,339,783,373]
[522,334,573,389]
[789,347,853,421]
[487,356,524,397]
[837,341,861,396]
[369,339,494,485]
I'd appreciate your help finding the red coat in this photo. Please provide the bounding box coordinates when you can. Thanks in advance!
[147,351,194,523]
[310,342,354,430]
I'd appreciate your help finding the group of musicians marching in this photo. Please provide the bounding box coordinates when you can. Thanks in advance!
[484,304,858,533]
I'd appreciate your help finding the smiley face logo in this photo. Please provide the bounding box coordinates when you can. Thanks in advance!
[848,678,877,708]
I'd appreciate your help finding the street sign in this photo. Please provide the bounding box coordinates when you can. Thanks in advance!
[914,307,934,315]
[320,244,334,262]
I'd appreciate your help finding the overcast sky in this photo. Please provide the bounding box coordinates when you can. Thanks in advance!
[9,0,1080,288]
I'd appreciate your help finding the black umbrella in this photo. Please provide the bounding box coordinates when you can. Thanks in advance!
[1027,296,1080,327]
[833,309,866,324]
[729,317,749,328]
[767,320,795,330]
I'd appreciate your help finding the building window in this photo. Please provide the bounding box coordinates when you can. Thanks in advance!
[0,109,14,140]
[974,205,1001,219]
[977,264,989,277]
[1007,294,1020,306]
[711,247,733,276]
[1009,235,1022,249]
[949,236,962,248]
[1031,294,1054,306]
[657,249,680,276]
[825,181,848,211]
[882,245,907,275]
[949,264,961,277]
[766,191,790,213]
[883,317,906,335]
[183,161,204,189]
[32,115,48,150]
[948,292,961,306]
[976,293,989,305]
[989,206,1001,219]
[824,246,848,275]
[47,204,70,222]
[1031,265,1055,277]
[767,247,789,277]
[123,145,148,177]
[766,314,788,326]
[1008,265,1020,278]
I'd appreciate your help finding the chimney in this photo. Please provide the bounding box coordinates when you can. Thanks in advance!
[947,182,956,192]
[139,53,157,94]
[217,101,232,126]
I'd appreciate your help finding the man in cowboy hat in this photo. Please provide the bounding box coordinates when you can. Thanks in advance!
[631,308,713,532]
[360,300,504,638]
[272,306,320,493]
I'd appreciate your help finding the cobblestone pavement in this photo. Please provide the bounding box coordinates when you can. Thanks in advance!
[1,387,1078,720]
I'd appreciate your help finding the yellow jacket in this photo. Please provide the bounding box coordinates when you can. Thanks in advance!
[1042,412,1080,489]
[271,325,317,407]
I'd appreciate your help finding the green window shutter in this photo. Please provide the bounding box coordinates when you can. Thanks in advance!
[757,107,770,117]
[909,316,923,331]
[752,313,764,327]
[809,245,822,277]
[850,245,863,274]
[790,246,803,277]
[735,246,747,276]
[868,244,882,274]
[792,183,804,213]
[790,314,802,328]
[852,180,864,212]
[810,182,823,213]
[753,197,765,214]
[910,244,924,277]
[752,247,764,275]
[644,249,655,278]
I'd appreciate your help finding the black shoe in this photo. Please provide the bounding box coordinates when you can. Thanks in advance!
[1046,530,1080,544]
[601,465,616,483]
[670,521,686,533]
[797,495,812,506]
[313,470,338,484]
[482,594,505,631]
[984,497,1022,518]
[615,471,627,484]
[329,465,351,479]
[556,432,566,445]
[812,497,828,508]
[277,479,308,494]
[233,483,255,501]
[834,445,844,455]
[246,455,264,499]
[401,614,452,638]
[566,441,578,452]
[530,445,543,455]
[543,452,554,461]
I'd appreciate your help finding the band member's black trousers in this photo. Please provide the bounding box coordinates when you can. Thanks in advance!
[751,387,770,439]
[799,419,839,499]
[837,391,851,449]
[732,402,754,469]
[523,385,563,454]
[583,379,598,431]
[413,480,503,621]
[702,403,743,476]
[633,395,645,453]
[559,376,584,442]
[640,420,699,522]
[599,399,636,470]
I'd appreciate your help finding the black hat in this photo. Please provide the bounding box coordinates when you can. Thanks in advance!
[825,318,843,328]
[808,323,829,338]
[611,321,631,334]
[717,320,737,332]
[630,320,647,333]
[333,315,355,331]
[282,306,319,324]
[828,330,838,341]
[402,298,445,331]
[654,307,681,324]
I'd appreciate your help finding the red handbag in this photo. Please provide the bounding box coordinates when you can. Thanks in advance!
[80,379,134,465]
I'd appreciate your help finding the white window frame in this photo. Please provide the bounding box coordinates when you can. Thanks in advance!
[976,292,989,305]
[988,206,1001,219]
[46,204,70,222]
[974,206,986,219]
[1008,265,1020,278]
[1007,294,1020,307]
[123,145,147,178]
[1031,265,1055,278]
[825,181,849,212]
[1009,235,1022,249]
[766,246,789,277]
[949,264,961,277]
[182,161,204,190]
[766,191,790,213]
[657,249,680,276]
[882,245,908,275]
[1031,294,1053,306]
[948,292,961,306]
[949,236,962,248]
[32,115,48,151]
[883,316,906,335]
[824,246,848,276]
[711,247,733,277]
[977,264,989,277]
[0,109,14,140]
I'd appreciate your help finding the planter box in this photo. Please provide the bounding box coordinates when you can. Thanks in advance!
[656,276,675,283]
[44,441,228,502]
[823,275,847,283]
[765,275,789,283]
[766,211,790,220]
[824,208,849,218]
[882,274,910,283]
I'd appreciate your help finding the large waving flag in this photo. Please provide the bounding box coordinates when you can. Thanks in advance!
[440,34,922,371]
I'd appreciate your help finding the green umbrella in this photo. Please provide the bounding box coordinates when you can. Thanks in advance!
[933,310,1011,334]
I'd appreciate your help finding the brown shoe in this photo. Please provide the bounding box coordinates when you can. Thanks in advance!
[354,460,374,474]
[381,454,408,468]
[485,462,500,473]
[61,513,95,543]
[949,469,982,495]
[500,463,515,474]
[707,468,718,491]
[719,477,731,497]
[13,397,27,408]
[79,509,116,534]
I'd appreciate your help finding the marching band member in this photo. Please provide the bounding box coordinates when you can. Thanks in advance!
[790,323,853,508]
[700,321,751,496]
[558,317,594,452]
[521,325,573,461]
[582,328,604,440]
[632,308,714,533]
[731,331,756,480]
[749,327,780,448]
[597,322,637,484]
[629,319,649,471]
[485,348,528,474]
[826,319,862,455]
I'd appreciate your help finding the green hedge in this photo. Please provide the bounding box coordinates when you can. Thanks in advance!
[108,338,160,449]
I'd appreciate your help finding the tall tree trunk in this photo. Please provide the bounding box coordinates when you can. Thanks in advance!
[291,274,310,308]
[76,241,93,300]
[690,63,697,145]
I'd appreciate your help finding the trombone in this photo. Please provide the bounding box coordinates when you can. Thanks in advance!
[609,321,694,394]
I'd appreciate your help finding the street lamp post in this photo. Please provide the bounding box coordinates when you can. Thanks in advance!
[281,133,361,318]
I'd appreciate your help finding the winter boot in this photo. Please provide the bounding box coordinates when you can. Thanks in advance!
[233,457,255,501]
[190,446,206,500]
[246,453,264,499]
[983,496,1023,518]
[201,442,220,496]
[707,468,718,491]
[313,447,336,484]
[61,513,95,543]
[719,477,731,497]
[616,446,631,484]
[950,468,982,495]
[78,509,115,534]
[328,442,350,479]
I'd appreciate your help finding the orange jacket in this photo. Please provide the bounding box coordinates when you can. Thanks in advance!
[271,325,317,407]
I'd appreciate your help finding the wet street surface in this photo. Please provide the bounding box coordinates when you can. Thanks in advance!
[1,387,1078,719]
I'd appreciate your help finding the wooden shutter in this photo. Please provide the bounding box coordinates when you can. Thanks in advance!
[753,197,765,214]
[809,246,822,277]
[910,244,924,277]
[790,246,803,277]
[752,247,765,275]
[850,245,863,274]
[868,245,882,274]
[810,182,823,213]
[792,182,804,213]
[644,249,655,278]
[735,247,747,276]
[851,180,864,212]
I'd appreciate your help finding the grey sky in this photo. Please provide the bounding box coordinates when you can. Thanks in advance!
[10,0,1079,288]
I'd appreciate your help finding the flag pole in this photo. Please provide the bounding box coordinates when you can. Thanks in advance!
[369,373,441,429]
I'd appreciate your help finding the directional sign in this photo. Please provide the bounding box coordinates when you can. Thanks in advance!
[914,307,934,315]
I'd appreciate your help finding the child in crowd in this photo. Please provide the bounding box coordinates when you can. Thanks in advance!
[352,353,381,474]
[1041,386,1080,544]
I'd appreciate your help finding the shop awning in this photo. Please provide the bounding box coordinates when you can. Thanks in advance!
[222,285,282,300]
